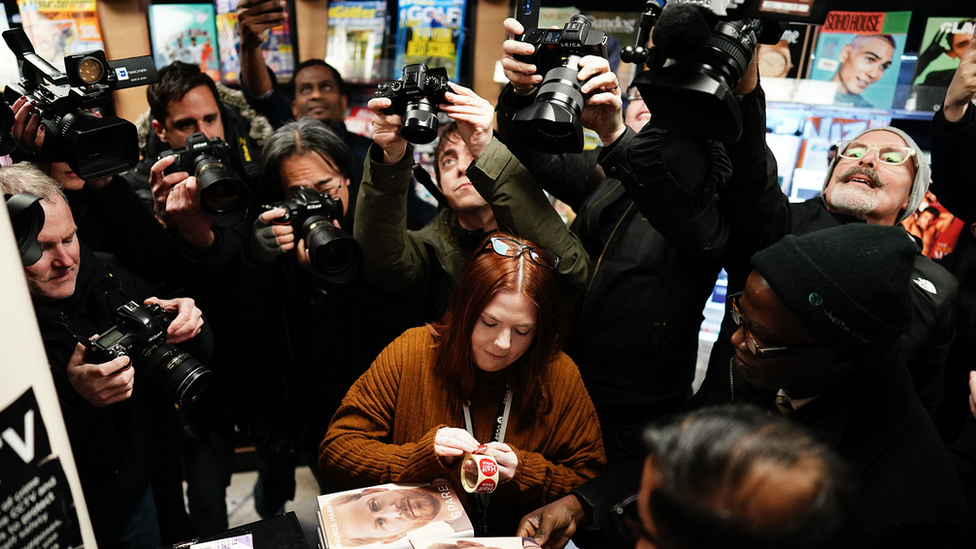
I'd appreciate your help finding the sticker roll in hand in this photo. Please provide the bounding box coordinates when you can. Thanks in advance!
[461,444,499,493]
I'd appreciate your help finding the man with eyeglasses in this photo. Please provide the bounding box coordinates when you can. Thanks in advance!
[520,224,970,548]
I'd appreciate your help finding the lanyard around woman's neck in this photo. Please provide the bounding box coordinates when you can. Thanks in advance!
[462,387,512,443]
[461,387,512,535]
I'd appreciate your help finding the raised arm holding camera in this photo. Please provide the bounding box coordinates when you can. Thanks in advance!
[355,75,589,318]
[497,13,729,465]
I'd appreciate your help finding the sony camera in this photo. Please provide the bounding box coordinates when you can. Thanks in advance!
[0,28,158,180]
[512,1,607,154]
[64,301,211,407]
[264,187,360,284]
[160,132,250,226]
[376,64,451,145]
[621,0,832,141]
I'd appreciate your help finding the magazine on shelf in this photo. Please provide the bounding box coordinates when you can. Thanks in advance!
[759,23,818,103]
[215,0,241,84]
[800,10,912,110]
[16,0,103,70]
[263,7,294,81]
[148,3,220,81]
[411,538,543,549]
[904,17,975,113]
[317,480,472,549]
[394,0,466,81]
[327,1,388,83]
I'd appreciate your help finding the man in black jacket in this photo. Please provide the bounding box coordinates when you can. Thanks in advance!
[2,165,210,549]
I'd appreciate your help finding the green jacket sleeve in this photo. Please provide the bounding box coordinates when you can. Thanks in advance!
[468,137,590,305]
[354,143,434,300]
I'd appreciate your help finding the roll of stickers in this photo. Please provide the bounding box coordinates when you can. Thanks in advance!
[461,444,499,493]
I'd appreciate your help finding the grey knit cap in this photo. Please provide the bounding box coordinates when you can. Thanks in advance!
[821,126,930,223]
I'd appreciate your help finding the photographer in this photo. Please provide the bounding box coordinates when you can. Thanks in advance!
[357,81,589,317]
[496,17,730,463]
[242,118,422,517]
[1,165,212,549]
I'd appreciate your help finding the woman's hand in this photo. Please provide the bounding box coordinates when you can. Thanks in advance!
[463,442,518,482]
[434,427,480,467]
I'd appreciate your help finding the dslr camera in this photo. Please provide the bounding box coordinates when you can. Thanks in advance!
[160,132,250,226]
[264,187,360,284]
[376,64,451,145]
[512,1,607,154]
[621,0,832,141]
[64,301,212,407]
[0,28,158,180]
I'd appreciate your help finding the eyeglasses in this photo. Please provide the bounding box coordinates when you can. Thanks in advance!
[837,140,918,168]
[728,292,822,359]
[611,494,669,549]
[483,236,561,270]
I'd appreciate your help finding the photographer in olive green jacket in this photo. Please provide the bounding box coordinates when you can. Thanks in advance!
[355,81,589,319]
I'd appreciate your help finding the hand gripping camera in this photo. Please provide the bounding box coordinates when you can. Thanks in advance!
[62,301,212,407]
[375,64,451,145]
[620,0,833,142]
[511,1,607,154]
[264,187,360,284]
[0,28,159,180]
[160,132,251,226]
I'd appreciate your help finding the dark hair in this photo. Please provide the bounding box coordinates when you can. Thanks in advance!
[643,405,858,549]
[259,118,355,202]
[294,59,347,97]
[147,61,220,124]
[922,206,941,218]
[428,232,568,422]
[432,121,462,186]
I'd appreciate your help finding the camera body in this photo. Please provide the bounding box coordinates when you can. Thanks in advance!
[512,2,607,154]
[160,132,250,226]
[376,64,451,145]
[0,28,158,180]
[622,0,831,141]
[264,187,360,284]
[81,301,211,407]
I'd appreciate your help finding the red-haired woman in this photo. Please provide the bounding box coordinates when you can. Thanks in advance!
[319,232,605,535]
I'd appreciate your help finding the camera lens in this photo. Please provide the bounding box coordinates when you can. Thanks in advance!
[141,344,212,407]
[511,55,586,154]
[195,156,250,226]
[303,216,360,284]
[401,97,439,144]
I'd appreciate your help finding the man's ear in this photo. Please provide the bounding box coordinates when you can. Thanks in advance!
[382,533,407,544]
[151,119,168,145]
[291,99,300,120]
[340,94,349,117]
[838,44,852,64]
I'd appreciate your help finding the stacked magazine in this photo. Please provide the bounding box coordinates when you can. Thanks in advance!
[316,480,473,549]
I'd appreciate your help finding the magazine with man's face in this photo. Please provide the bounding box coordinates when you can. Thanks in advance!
[317,480,473,549]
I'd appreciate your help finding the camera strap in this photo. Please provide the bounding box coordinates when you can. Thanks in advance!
[462,388,512,535]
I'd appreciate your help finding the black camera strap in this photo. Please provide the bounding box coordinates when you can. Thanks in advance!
[462,388,512,535]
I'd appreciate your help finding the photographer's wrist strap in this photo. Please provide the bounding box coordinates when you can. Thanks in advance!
[462,388,512,535]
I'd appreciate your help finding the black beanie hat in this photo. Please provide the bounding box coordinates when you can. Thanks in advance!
[751,224,916,357]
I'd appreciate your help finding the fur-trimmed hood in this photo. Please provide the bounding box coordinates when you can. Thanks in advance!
[133,82,274,157]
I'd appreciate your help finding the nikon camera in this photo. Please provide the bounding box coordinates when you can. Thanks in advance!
[376,64,451,145]
[67,301,211,407]
[512,1,607,154]
[265,187,360,284]
[160,132,250,226]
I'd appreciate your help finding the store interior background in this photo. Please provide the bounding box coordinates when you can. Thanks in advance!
[0,0,973,544]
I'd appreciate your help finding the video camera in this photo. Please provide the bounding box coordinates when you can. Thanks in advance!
[61,301,211,407]
[376,64,451,145]
[264,187,360,284]
[620,0,833,142]
[511,1,607,154]
[160,132,251,226]
[0,28,158,180]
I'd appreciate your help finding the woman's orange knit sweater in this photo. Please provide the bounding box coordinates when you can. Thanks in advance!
[319,326,606,534]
